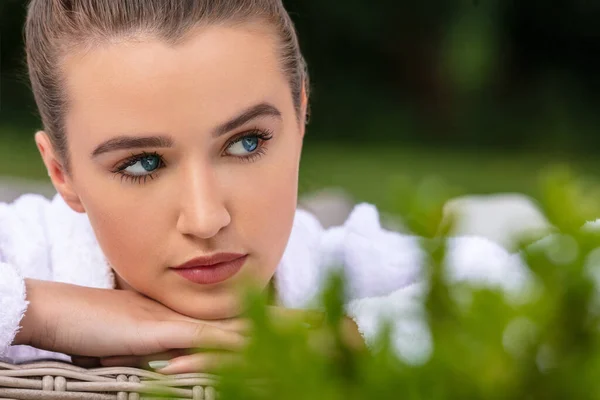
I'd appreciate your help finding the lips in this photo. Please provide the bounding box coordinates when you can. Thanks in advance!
[170,253,247,285]
[172,253,247,269]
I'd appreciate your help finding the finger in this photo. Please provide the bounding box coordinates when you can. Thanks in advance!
[162,302,252,335]
[100,349,190,368]
[154,321,247,352]
[167,313,252,335]
[150,352,244,375]
[267,306,325,329]
[203,318,252,335]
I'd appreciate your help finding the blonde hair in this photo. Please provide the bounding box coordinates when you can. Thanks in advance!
[25,0,309,171]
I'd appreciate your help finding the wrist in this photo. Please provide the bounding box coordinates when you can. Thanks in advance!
[12,326,30,346]
[12,279,38,346]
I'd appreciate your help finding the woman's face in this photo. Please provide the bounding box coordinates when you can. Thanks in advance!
[41,25,305,319]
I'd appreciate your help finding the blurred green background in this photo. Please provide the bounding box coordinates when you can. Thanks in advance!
[1,0,600,212]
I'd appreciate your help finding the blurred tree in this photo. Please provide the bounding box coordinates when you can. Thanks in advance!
[1,0,599,150]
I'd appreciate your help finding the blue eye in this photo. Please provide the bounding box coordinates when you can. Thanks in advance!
[123,154,162,176]
[140,155,160,171]
[242,137,259,152]
[227,135,262,156]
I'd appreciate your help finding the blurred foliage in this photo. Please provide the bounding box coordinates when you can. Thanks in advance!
[147,169,600,399]
[2,0,600,152]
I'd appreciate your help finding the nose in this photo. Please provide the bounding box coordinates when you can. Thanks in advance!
[176,165,231,239]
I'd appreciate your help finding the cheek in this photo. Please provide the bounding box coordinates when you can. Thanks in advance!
[226,138,301,282]
[78,181,170,282]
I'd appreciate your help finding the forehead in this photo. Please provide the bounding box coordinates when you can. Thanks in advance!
[61,25,291,140]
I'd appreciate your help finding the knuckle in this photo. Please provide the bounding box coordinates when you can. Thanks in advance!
[192,323,207,341]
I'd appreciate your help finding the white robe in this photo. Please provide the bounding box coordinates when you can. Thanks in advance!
[0,193,531,365]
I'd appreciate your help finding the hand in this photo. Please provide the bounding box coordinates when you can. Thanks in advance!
[96,306,365,374]
[14,279,247,360]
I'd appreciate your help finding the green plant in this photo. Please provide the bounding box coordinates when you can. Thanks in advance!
[160,168,600,399]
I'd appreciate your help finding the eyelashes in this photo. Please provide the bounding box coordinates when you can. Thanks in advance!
[112,128,274,185]
[112,151,165,184]
[224,129,273,163]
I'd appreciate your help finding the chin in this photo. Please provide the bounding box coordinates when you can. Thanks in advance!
[173,291,245,320]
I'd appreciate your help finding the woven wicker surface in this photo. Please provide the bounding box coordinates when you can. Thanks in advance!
[0,360,219,399]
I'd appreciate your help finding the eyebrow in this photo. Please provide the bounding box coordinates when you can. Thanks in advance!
[212,102,282,137]
[91,102,282,157]
[91,135,174,157]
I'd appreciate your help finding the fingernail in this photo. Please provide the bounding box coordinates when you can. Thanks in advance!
[148,360,169,370]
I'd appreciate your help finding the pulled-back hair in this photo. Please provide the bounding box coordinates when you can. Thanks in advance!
[25,0,309,170]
